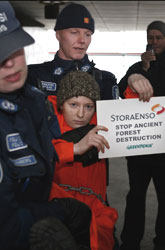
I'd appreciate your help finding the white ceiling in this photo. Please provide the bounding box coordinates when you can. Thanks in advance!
[10,1,165,32]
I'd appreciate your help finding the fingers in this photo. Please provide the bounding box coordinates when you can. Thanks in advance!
[141,51,156,63]
[98,135,110,153]
[141,51,156,71]
[90,126,110,153]
[91,136,108,153]
[92,125,108,133]
[74,126,110,155]
[128,74,154,102]
[132,79,153,102]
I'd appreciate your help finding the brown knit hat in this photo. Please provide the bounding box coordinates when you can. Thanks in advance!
[57,71,100,110]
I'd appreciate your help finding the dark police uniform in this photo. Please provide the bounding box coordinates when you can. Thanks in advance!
[0,84,91,250]
[26,52,119,101]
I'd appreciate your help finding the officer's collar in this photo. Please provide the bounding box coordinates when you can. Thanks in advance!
[54,52,90,70]
[0,87,24,103]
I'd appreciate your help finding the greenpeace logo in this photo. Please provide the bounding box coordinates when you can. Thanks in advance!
[127,144,153,150]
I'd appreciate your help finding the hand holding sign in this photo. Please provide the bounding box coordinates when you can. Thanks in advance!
[74,125,110,155]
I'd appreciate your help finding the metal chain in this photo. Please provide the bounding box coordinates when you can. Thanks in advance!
[59,184,106,205]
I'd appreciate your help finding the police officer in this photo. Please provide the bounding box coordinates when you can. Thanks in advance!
[26,2,119,101]
[0,2,91,250]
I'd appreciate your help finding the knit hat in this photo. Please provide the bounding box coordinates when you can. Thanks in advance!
[54,3,95,33]
[57,71,100,110]
[0,1,34,64]
[147,20,165,36]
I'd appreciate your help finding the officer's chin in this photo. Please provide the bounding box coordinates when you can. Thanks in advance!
[72,52,85,60]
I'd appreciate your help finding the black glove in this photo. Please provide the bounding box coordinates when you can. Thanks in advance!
[60,124,99,167]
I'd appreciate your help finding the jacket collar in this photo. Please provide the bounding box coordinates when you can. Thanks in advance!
[53,51,95,71]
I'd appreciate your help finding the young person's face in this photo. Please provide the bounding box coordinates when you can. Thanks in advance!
[0,49,27,93]
[61,96,95,128]
[147,29,165,55]
[56,28,92,60]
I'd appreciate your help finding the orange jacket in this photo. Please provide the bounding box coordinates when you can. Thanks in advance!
[48,95,118,250]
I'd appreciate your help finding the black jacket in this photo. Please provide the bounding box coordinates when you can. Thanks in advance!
[118,52,165,98]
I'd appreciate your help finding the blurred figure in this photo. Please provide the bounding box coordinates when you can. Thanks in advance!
[119,21,165,250]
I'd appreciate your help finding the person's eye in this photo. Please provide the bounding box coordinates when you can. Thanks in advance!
[86,104,94,110]
[71,31,78,34]
[86,33,92,37]
[70,103,77,107]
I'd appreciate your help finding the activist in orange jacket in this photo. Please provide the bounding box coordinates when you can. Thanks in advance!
[49,71,118,250]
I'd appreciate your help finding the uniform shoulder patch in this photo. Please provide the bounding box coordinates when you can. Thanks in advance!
[80,64,91,72]
[10,155,37,167]
[0,99,18,112]
[40,81,56,91]
[53,67,64,75]
[6,133,28,152]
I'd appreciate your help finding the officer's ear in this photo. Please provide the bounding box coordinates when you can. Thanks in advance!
[56,31,60,41]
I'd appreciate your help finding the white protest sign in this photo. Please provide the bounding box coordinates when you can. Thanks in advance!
[96,97,165,158]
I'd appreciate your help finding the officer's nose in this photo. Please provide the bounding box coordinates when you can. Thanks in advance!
[78,34,85,43]
[2,57,14,68]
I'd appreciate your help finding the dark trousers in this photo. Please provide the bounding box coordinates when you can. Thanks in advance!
[57,198,91,247]
[121,155,165,249]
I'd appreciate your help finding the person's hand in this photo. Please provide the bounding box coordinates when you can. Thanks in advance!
[141,51,156,71]
[128,73,154,102]
[74,125,110,155]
